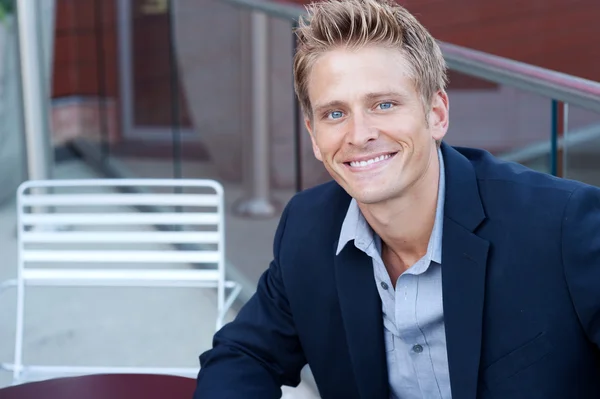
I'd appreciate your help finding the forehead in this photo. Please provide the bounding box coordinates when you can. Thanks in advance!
[307,46,417,106]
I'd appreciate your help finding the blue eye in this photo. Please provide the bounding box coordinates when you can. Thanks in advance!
[377,102,393,110]
[328,111,344,119]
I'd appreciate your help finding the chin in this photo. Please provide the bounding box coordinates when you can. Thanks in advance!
[348,187,395,205]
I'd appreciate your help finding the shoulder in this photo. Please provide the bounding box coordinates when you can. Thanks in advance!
[276,180,351,245]
[455,145,593,199]
[449,145,600,232]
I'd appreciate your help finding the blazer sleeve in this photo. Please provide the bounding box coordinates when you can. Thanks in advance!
[193,200,307,398]
[562,185,600,348]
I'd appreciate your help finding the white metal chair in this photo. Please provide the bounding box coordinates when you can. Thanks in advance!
[0,178,242,384]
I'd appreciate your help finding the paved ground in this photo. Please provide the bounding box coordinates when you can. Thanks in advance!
[0,159,320,398]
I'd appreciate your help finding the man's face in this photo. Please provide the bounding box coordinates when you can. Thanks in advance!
[304,45,449,205]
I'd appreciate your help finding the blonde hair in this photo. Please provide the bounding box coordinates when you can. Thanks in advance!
[293,0,448,119]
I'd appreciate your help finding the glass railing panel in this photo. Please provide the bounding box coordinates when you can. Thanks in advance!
[42,0,600,289]
[443,72,554,174]
[174,1,297,286]
[562,105,600,186]
[96,0,296,287]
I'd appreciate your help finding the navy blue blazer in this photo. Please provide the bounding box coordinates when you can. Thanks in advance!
[194,143,600,398]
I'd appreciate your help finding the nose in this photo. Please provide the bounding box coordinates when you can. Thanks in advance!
[345,112,378,146]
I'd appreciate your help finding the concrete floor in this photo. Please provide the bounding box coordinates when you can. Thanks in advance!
[0,159,320,398]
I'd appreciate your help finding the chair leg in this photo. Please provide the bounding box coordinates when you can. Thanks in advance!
[13,280,26,383]
[216,283,242,331]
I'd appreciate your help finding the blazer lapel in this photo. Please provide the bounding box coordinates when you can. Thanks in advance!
[442,219,489,399]
[334,243,389,399]
[441,143,489,399]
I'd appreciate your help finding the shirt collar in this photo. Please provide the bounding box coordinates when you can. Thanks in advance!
[336,147,445,265]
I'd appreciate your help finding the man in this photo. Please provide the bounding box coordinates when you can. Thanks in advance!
[194,0,600,397]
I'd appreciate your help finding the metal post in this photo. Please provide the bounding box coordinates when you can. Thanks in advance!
[562,103,569,177]
[16,0,53,181]
[551,100,568,178]
[167,0,182,181]
[233,11,277,217]
[550,100,559,177]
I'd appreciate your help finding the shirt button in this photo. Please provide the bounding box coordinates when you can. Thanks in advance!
[412,344,423,353]
[380,281,389,290]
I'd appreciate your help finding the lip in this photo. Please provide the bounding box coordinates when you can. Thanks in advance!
[343,151,398,171]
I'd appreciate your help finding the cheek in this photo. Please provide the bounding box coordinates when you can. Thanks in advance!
[314,130,343,158]
[383,115,424,139]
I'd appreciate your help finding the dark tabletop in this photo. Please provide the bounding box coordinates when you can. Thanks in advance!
[0,373,196,398]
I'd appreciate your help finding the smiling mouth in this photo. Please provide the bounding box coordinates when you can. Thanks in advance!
[346,152,398,168]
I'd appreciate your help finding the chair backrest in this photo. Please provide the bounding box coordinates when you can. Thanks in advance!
[10,178,230,382]
[16,179,225,289]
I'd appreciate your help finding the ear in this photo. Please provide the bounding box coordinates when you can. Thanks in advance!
[304,117,323,162]
[428,90,449,142]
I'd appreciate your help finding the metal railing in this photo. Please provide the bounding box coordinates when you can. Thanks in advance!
[221,0,600,216]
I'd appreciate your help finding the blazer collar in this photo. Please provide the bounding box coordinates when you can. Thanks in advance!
[440,142,486,231]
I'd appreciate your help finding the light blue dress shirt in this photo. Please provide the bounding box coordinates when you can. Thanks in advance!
[336,148,452,399]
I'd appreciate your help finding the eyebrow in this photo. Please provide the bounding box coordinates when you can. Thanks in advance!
[363,91,409,102]
[312,91,409,114]
[313,100,345,115]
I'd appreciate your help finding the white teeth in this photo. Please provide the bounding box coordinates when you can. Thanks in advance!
[349,154,392,168]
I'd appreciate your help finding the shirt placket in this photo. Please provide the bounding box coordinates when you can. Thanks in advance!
[397,266,443,399]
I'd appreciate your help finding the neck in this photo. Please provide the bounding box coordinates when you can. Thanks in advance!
[358,147,440,264]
